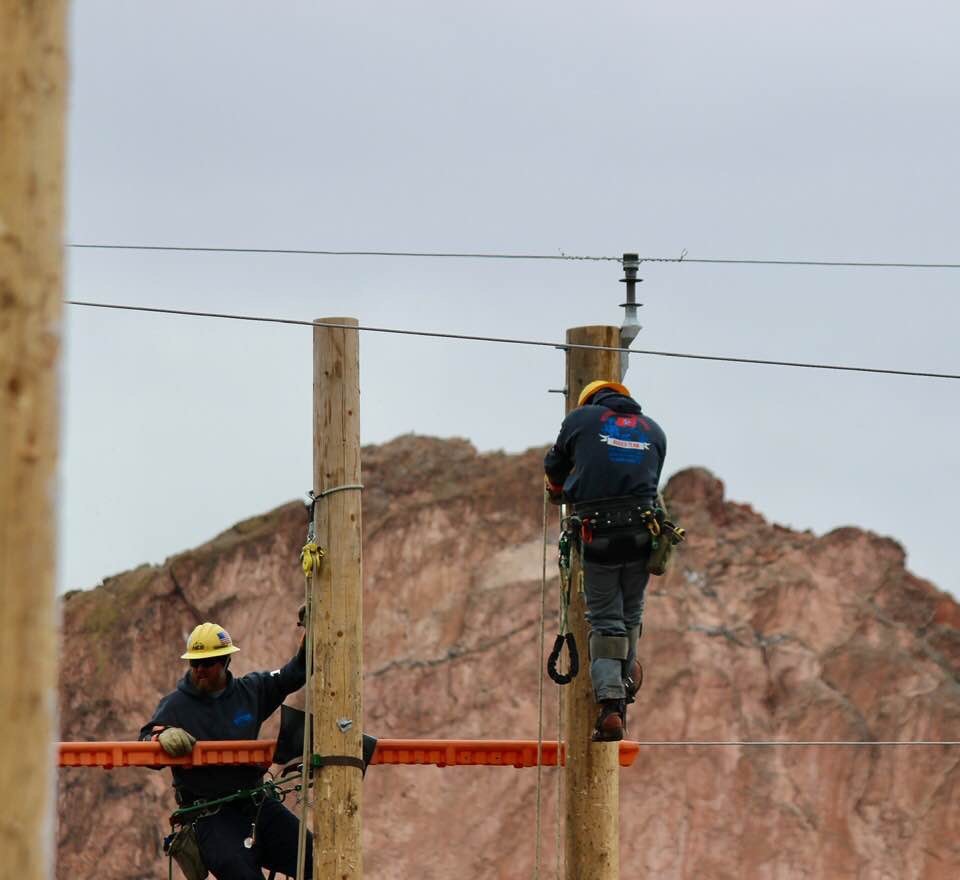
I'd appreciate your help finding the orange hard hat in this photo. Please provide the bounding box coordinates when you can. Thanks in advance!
[577,380,630,407]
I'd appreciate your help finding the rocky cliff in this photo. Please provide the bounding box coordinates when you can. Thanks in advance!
[57,435,960,879]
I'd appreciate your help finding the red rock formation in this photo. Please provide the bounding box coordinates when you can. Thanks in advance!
[57,436,960,879]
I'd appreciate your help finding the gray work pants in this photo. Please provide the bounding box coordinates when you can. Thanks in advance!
[582,555,649,701]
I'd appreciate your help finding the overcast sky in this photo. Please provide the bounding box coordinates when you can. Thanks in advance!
[63,1,959,600]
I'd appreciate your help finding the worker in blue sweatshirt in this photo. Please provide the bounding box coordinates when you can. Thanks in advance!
[140,620,310,879]
[544,380,667,742]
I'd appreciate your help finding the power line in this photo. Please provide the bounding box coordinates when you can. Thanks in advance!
[65,299,960,381]
[642,255,960,270]
[67,243,619,262]
[67,242,960,269]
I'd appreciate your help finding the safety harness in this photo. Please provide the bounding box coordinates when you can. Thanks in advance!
[164,776,303,880]
[545,499,687,705]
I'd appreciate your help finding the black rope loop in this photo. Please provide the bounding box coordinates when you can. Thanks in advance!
[547,632,579,685]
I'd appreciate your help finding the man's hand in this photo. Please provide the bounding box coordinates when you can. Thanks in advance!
[158,727,197,757]
[544,475,564,506]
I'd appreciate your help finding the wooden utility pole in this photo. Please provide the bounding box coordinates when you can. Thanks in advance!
[0,3,67,880]
[312,317,364,879]
[564,325,623,880]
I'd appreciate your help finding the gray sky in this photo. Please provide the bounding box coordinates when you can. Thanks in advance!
[64,1,959,599]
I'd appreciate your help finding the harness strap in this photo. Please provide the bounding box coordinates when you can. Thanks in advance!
[589,633,629,661]
[170,782,280,824]
[313,754,366,772]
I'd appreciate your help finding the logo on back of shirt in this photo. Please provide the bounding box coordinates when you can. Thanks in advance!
[598,411,651,463]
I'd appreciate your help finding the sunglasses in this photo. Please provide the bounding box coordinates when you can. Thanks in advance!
[189,657,224,669]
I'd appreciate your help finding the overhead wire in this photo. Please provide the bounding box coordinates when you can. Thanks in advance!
[68,243,619,262]
[65,299,960,382]
[67,242,960,269]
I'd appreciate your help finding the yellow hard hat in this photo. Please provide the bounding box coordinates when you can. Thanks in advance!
[181,622,241,660]
[578,380,630,407]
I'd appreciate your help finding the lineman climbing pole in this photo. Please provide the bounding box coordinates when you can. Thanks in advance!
[563,324,624,880]
[0,4,67,880]
[311,317,364,879]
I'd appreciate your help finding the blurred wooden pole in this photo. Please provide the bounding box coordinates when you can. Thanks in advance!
[564,326,622,880]
[0,2,67,879]
[312,318,363,879]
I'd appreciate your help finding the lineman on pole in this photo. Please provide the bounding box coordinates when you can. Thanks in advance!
[140,618,312,878]
[544,380,668,742]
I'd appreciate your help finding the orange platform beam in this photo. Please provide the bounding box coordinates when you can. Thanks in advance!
[59,739,640,770]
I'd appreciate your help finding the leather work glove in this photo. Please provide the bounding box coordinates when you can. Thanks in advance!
[544,475,564,506]
[158,727,197,757]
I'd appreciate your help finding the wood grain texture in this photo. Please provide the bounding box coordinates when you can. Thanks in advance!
[312,318,363,879]
[563,326,623,880]
[0,3,66,879]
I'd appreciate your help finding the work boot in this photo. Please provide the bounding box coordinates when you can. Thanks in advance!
[624,660,644,704]
[592,700,625,742]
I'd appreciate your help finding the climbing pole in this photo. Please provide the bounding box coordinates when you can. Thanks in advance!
[0,6,67,880]
[562,325,624,880]
[311,316,365,879]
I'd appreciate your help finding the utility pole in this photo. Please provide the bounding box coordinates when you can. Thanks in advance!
[0,3,67,880]
[312,317,364,879]
[561,254,640,877]
[563,324,623,880]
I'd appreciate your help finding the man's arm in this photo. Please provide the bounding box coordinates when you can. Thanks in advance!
[251,643,307,724]
[139,693,178,742]
[544,415,575,488]
[138,693,196,758]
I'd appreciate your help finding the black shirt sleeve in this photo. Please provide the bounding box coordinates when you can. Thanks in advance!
[245,649,307,725]
[138,692,181,742]
[544,414,576,485]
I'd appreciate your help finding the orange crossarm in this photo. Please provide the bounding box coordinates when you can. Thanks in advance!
[58,740,276,770]
[58,739,639,769]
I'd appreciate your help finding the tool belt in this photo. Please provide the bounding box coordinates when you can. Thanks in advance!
[573,496,686,575]
[573,497,658,543]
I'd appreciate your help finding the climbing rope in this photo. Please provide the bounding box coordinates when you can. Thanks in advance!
[553,511,575,879]
[555,675,564,880]
[296,493,325,880]
[534,491,550,879]
[535,498,580,879]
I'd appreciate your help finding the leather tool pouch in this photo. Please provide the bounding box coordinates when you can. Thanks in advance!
[166,824,208,880]
[646,519,686,576]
